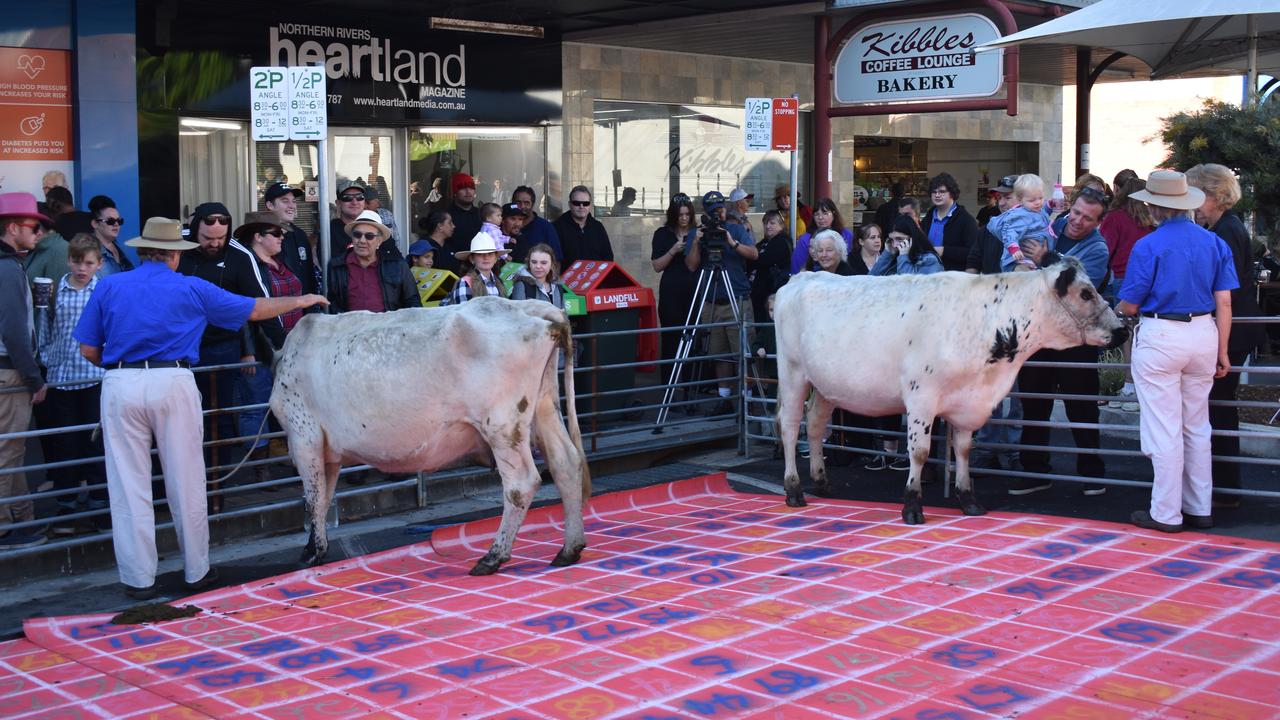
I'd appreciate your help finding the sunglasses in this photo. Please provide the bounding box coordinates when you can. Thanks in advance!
[95,216,125,226]
[570,200,591,207]
[672,193,691,204]
[1076,186,1112,205]
[351,231,380,241]
[259,229,284,238]
[15,221,45,232]
[202,216,231,226]
[341,194,365,202]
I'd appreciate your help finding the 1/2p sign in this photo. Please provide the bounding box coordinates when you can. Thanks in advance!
[744,97,799,152]
[250,67,288,141]
[287,67,326,140]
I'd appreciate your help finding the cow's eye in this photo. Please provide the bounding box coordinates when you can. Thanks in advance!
[1081,289,1095,302]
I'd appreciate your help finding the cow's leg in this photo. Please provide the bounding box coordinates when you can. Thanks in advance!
[533,390,587,568]
[291,430,338,566]
[951,427,985,516]
[776,362,810,508]
[902,412,936,525]
[470,439,541,576]
[806,392,836,498]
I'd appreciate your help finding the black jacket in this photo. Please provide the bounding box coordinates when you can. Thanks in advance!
[965,227,1006,275]
[1212,211,1266,353]
[178,240,274,356]
[553,212,614,268]
[922,203,979,272]
[447,204,482,259]
[747,232,792,323]
[326,239,421,313]
[281,223,321,297]
[0,239,41,392]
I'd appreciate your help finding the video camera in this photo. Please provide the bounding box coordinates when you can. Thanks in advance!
[699,192,730,264]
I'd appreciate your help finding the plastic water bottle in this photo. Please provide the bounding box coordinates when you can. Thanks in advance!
[1051,181,1066,213]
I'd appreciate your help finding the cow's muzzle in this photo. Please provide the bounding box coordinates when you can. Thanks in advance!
[1104,325,1130,350]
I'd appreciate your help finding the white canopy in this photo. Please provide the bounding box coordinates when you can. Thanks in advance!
[978,0,1280,79]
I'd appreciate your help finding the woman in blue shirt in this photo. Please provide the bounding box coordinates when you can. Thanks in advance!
[871,216,943,276]
[1116,170,1237,534]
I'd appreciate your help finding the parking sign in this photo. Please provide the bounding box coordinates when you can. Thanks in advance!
[249,67,288,141]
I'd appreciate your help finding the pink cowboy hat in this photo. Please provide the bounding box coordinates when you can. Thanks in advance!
[0,192,52,227]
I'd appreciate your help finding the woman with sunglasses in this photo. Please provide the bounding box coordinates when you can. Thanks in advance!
[230,211,299,489]
[89,195,133,276]
[651,194,700,363]
[789,198,853,274]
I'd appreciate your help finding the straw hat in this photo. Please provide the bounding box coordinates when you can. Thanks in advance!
[1129,170,1205,210]
[454,231,504,261]
[343,210,390,243]
[233,211,285,243]
[125,217,198,250]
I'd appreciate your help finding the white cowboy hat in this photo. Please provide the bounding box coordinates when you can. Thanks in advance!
[454,231,505,261]
[125,217,198,250]
[343,210,390,242]
[1129,170,1206,211]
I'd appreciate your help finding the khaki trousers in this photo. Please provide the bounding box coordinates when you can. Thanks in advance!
[0,368,34,530]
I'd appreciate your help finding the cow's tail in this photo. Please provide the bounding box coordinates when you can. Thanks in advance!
[556,316,591,500]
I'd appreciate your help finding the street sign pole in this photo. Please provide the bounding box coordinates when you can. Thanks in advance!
[317,136,330,296]
[789,93,798,239]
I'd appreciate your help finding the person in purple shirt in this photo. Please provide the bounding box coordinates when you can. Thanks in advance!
[74,217,327,600]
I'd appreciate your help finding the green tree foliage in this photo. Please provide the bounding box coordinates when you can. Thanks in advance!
[1160,99,1280,228]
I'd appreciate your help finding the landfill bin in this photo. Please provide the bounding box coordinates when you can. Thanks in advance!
[560,260,657,419]
[412,268,457,307]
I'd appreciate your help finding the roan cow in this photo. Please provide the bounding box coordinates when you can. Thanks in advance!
[270,297,589,575]
[774,259,1128,524]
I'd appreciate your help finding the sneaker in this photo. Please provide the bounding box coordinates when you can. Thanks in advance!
[888,457,910,471]
[0,532,47,549]
[1130,510,1182,533]
[1081,484,1107,496]
[864,456,887,471]
[124,583,157,601]
[798,440,810,458]
[1008,478,1052,496]
[1121,402,1139,412]
[185,567,220,591]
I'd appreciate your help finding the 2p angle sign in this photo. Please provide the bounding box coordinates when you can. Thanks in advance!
[250,66,327,141]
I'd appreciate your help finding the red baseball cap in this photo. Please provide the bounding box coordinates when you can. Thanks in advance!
[451,173,475,193]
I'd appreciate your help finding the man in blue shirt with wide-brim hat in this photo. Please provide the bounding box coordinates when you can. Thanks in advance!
[74,217,328,600]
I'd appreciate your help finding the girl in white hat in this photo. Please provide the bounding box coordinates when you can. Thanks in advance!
[443,232,507,305]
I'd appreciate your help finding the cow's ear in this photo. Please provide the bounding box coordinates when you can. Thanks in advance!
[1053,264,1077,297]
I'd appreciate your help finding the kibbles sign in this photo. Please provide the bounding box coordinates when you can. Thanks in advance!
[834,13,1003,104]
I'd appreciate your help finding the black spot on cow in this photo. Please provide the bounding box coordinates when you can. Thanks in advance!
[1054,265,1078,297]
[987,319,1020,364]
[517,396,529,414]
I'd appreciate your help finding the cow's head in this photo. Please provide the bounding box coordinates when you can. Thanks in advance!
[1044,258,1128,350]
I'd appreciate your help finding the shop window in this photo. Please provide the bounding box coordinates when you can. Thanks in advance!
[409,127,546,235]
[592,100,807,216]
[255,140,322,236]
[178,117,250,223]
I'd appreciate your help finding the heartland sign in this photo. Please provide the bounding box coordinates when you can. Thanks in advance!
[833,12,1003,104]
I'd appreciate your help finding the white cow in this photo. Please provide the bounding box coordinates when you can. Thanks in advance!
[774,259,1128,524]
[270,297,589,575]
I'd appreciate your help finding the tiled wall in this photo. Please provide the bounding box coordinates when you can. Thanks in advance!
[562,42,1063,291]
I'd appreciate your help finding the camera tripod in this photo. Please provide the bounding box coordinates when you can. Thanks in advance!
[653,259,744,431]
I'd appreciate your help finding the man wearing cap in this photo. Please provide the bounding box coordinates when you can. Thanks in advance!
[330,183,367,260]
[1009,190,1113,497]
[511,185,562,261]
[727,188,756,242]
[554,185,614,269]
[0,193,50,549]
[1116,170,1237,533]
[500,202,535,262]
[327,210,419,313]
[264,182,320,298]
[179,202,274,498]
[965,175,1018,275]
[685,191,757,416]
[446,173,482,261]
[75,217,327,598]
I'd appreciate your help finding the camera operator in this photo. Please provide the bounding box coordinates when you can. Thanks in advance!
[685,191,758,415]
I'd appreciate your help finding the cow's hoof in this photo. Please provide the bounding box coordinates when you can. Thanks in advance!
[299,547,326,567]
[785,491,808,508]
[468,560,501,576]
[549,545,584,567]
[958,491,986,517]
[811,483,834,498]
[902,507,926,525]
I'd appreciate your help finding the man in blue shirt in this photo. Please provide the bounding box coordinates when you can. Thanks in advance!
[1007,191,1112,497]
[1116,170,1237,533]
[685,191,758,416]
[75,217,327,600]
